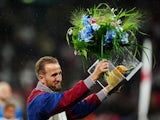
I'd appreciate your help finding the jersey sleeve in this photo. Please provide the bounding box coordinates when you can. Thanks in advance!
[65,89,107,119]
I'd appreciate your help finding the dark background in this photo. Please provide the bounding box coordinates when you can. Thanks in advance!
[0,0,160,119]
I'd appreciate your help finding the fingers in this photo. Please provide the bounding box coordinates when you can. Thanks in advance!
[91,59,109,81]
[99,59,109,72]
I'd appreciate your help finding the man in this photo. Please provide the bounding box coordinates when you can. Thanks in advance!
[27,56,113,120]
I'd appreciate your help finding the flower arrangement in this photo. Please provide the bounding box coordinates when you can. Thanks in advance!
[66,3,144,61]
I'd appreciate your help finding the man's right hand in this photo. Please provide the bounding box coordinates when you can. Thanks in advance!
[90,59,109,82]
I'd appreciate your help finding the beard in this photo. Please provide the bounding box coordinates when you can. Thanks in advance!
[46,82,62,92]
[44,78,62,92]
[50,85,62,92]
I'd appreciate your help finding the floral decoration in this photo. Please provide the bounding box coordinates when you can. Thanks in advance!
[66,3,144,61]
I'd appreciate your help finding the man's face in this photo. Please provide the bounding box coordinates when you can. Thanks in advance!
[39,63,62,92]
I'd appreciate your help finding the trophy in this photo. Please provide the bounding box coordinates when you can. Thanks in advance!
[88,47,143,94]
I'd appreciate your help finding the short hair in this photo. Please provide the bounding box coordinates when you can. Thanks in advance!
[35,56,59,77]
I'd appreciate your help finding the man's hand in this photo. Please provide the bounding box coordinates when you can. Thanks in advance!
[90,59,109,82]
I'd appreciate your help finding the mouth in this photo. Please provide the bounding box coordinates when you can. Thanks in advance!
[55,82,61,87]
[49,82,62,92]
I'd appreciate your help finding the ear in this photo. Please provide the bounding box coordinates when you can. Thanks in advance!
[38,74,46,85]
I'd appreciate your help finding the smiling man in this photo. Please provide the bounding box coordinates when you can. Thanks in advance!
[27,56,112,120]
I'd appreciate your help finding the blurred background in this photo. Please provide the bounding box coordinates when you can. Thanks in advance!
[0,0,160,120]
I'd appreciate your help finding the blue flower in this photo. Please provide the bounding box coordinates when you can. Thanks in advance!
[82,15,92,26]
[91,23,100,32]
[79,25,93,42]
[104,29,116,45]
[121,32,129,44]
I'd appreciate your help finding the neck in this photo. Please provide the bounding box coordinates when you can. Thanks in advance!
[36,81,54,93]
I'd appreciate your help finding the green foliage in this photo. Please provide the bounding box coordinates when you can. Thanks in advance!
[66,3,144,60]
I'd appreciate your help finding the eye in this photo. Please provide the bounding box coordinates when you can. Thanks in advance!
[52,71,62,77]
[52,73,58,77]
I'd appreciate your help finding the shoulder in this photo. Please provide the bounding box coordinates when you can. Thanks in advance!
[27,89,46,105]
[27,89,65,106]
